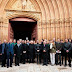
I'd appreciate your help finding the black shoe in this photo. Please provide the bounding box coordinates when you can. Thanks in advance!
[23,62,25,64]
[64,65,67,67]
[10,65,12,67]
[69,64,71,67]
[1,65,3,67]
[56,63,58,65]
[18,64,20,66]
[7,66,9,68]
[60,64,61,66]
[15,65,17,66]
[4,65,6,67]
[46,64,48,66]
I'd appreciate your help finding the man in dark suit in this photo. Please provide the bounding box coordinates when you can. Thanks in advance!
[14,40,22,66]
[1,40,8,67]
[61,40,64,65]
[63,39,72,67]
[22,40,27,64]
[19,39,23,63]
[42,41,48,66]
[7,39,14,68]
[29,40,35,63]
[56,39,62,66]
[35,40,41,64]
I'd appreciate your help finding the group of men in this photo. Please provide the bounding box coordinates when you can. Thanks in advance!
[0,38,72,68]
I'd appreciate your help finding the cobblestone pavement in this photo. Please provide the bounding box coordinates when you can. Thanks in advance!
[0,63,72,72]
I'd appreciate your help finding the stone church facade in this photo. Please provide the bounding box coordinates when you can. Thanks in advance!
[0,0,72,42]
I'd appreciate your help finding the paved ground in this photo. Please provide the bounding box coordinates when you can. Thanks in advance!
[0,63,72,72]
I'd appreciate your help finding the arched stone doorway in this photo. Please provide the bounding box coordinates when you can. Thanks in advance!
[9,17,37,41]
[3,10,41,42]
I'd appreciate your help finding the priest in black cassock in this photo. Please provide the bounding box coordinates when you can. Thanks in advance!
[22,40,28,64]
[29,40,35,63]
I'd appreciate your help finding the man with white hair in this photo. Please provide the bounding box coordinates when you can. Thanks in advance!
[42,41,48,66]
[14,40,23,66]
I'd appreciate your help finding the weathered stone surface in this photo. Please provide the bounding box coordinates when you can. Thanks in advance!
[0,63,72,72]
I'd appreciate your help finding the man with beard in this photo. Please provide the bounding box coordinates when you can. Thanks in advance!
[35,40,41,64]
[14,40,22,66]
[29,40,35,63]
[2,40,8,67]
[63,39,72,67]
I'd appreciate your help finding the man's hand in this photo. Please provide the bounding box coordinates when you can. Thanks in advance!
[37,50,39,52]
[14,54,16,56]
[23,51,26,53]
[43,50,46,52]
[58,50,60,52]
[66,50,69,53]
[0,54,2,55]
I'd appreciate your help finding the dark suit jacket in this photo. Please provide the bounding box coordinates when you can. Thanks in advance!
[2,43,8,55]
[29,44,35,59]
[42,44,48,54]
[8,43,14,55]
[22,44,28,59]
[14,44,23,58]
[35,44,41,55]
[63,42,71,53]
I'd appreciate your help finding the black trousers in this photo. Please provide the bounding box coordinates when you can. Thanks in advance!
[7,53,13,67]
[20,55,22,63]
[2,54,6,66]
[56,53,61,65]
[64,53,71,65]
[22,54,26,64]
[43,53,47,65]
[15,56,20,65]
[29,59,34,63]
[36,54,41,64]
